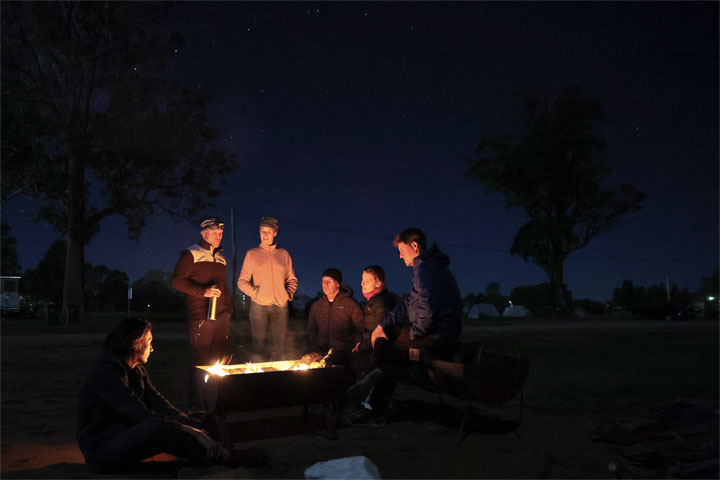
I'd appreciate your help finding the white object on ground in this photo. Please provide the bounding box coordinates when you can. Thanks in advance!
[305,455,381,479]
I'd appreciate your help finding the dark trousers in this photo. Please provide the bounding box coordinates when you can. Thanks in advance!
[187,316,230,410]
[249,302,288,361]
[87,417,205,474]
[368,327,457,413]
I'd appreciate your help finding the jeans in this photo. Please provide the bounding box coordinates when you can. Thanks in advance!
[187,317,230,410]
[87,417,205,474]
[249,301,288,361]
[367,326,457,413]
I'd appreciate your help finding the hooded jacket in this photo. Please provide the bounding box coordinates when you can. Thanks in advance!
[307,286,364,354]
[380,243,462,343]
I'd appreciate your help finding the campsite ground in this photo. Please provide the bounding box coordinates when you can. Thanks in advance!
[1,313,717,479]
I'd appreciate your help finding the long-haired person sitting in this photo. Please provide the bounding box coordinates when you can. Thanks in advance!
[76,317,268,473]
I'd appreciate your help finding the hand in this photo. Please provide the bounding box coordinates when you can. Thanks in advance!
[204,286,221,298]
[371,325,387,348]
[180,424,217,452]
[352,341,360,353]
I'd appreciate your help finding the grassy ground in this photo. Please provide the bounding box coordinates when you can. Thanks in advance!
[2,312,717,420]
[1,312,717,477]
[461,317,719,417]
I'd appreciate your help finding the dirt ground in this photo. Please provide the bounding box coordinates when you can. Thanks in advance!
[1,316,715,479]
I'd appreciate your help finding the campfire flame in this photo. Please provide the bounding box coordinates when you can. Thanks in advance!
[199,353,329,379]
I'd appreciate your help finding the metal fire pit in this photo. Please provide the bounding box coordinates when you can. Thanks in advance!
[197,360,354,415]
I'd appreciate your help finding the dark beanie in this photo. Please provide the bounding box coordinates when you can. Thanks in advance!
[322,268,342,285]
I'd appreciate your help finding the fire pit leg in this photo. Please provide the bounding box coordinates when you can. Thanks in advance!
[323,402,339,440]
[457,407,472,446]
[301,403,309,424]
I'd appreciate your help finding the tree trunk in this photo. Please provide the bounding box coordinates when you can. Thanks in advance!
[549,256,568,311]
[61,154,86,323]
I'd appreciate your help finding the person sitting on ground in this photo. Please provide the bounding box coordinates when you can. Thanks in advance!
[346,228,463,427]
[306,268,364,366]
[76,317,268,474]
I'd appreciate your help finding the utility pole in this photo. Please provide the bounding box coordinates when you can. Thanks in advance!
[231,207,237,300]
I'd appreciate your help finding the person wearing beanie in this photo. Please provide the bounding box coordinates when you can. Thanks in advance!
[171,216,232,412]
[237,217,298,362]
[306,268,363,366]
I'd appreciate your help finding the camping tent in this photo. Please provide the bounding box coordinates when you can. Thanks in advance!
[467,303,500,319]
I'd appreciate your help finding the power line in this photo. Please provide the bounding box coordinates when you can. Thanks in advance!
[231,209,718,264]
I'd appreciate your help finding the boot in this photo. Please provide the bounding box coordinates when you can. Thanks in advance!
[345,368,384,406]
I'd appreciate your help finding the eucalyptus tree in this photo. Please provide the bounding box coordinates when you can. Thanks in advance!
[2,2,237,321]
[467,88,645,309]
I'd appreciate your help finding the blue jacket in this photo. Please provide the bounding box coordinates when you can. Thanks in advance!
[380,243,462,343]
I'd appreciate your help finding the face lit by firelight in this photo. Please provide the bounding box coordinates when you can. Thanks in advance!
[201,227,223,249]
[259,226,277,246]
[361,271,382,295]
[397,241,420,267]
[322,276,340,300]
[132,330,153,367]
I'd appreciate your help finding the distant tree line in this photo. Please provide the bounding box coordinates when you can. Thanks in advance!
[612,267,719,319]
[462,265,718,319]
[17,240,185,315]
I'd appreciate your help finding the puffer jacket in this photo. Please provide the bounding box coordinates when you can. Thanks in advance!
[381,243,462,343]
[307,286,363,355]
[357,289,397,352]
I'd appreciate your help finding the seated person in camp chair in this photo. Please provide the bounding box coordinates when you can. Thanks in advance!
[345,228,463,427]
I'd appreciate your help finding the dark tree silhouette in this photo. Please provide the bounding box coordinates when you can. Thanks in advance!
[467,88,645,309]
[1,221,21,275]
[1,3,238,321]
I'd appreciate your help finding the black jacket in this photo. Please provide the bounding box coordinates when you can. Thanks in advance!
[357,289,397,352]
[307,286,363,355]
[76,353,197,458]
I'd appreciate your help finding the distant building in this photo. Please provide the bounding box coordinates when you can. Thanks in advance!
[1,276,21,313]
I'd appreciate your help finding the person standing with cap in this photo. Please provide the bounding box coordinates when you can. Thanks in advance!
[171,217,232,412]
[237,217,298,362]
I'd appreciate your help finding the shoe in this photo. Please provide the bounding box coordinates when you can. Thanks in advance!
[341,405,368,423]
[345,409,386,428]
[214,446,270,468]
[346,368,384,405]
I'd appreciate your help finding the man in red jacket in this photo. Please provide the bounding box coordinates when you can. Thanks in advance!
[171,217,232,412]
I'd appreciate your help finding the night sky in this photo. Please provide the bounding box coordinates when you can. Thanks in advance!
[4,2,719,303]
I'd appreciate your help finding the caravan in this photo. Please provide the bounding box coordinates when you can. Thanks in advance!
[1,276,22,313]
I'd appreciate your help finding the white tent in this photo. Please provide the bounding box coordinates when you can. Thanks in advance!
[502,305,531,318]
[467,303,500,319]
